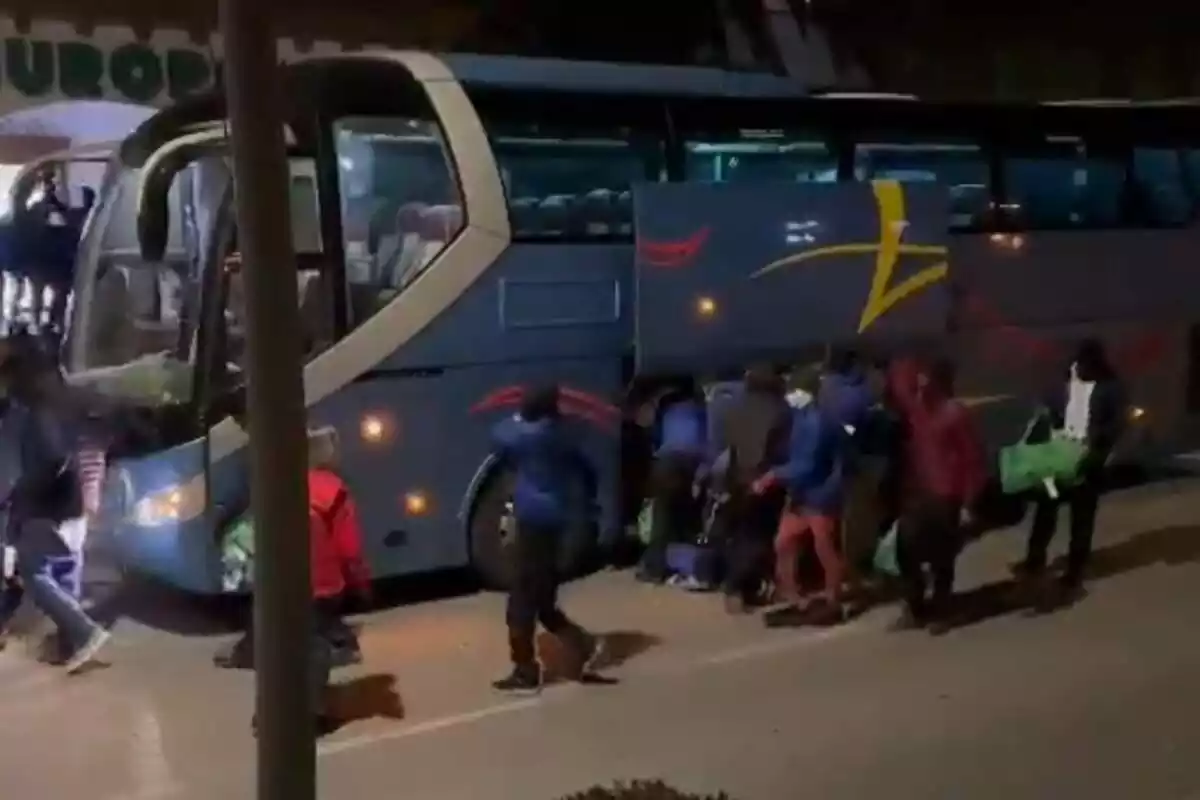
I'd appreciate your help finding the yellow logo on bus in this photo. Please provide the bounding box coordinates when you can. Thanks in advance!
[750,180,949,333]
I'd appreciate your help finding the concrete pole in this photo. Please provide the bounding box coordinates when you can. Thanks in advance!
[216,2,315,799]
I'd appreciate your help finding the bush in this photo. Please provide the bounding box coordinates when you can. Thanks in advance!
[558,780,732,800]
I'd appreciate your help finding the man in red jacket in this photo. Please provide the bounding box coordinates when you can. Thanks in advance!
[248,467,370,736]
[886,358,985,633]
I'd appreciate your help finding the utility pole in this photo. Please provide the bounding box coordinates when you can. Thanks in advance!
[217,2,315,799]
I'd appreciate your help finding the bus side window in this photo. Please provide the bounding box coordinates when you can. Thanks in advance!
[852,140,990,231]
[684,131,837,185]
[1002,139,1123,229]
[485,126,663,241]
[334,115,462,324]
[1132,149,1193,226]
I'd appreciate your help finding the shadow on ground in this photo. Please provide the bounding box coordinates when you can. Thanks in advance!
[537,630,662,685]
[89,567,481,638]
[328,673,405,730]
[944,522,1200,632]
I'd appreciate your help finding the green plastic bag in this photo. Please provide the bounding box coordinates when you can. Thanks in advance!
[636,501,654,546]
[873,522,900,577]
[998,415,1087,496]
[221,513,256,592]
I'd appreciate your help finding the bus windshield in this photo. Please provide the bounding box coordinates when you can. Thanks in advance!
[63,156,221,407]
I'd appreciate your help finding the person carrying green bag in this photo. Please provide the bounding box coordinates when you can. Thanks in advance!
[1011,340,1126,607]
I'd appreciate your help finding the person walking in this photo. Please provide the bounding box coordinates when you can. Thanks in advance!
[887,358,986,633]
[1014,339,1124,608]
[491,384,602,694]
[637,380,706,583]
[711,365,792,614]
[755,370,847,626]
[0,342,109,672]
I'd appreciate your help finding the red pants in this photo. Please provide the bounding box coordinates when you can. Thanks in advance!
[774,509,842,605]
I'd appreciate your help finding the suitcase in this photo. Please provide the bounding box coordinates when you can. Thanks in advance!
[665,542,720,588]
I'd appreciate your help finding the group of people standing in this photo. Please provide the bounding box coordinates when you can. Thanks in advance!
[0,172,94,338]
[636,341,1125,634]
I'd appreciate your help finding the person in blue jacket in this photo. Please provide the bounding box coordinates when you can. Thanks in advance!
[637,379,707,583]
[819,348,884,587]
[819,348,874,436]
[754,369,847,626]
[490,384,602,693]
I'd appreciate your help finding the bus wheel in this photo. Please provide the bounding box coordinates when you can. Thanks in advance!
[469,471,517,591]
[469,472,600,590]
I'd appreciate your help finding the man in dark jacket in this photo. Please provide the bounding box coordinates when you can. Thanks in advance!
[638,379,706,583]
[887,358,986,632]
[491,384,601,693]
[0,344,109,672]
[711,365,791,613]
[1015,339,1124,605]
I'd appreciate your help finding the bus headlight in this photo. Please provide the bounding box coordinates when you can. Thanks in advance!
[130,475,206,527]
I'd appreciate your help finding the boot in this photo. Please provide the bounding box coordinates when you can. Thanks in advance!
[492,662,543,695]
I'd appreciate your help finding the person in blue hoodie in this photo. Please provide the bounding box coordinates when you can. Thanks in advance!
[754,369,847,627]
[819,348,883,588]
[0,341,109,673]
[490,384,602,693]
[637,379,707,583]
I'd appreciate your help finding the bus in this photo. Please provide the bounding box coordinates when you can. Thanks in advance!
[63,52,1200,595]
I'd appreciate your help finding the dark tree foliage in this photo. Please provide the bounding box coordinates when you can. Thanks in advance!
[558,780,732,800]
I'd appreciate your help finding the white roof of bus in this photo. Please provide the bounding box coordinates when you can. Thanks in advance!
[439,53,810,98]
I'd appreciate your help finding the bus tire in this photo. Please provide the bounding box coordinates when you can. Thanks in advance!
[468,468,599,591]
[468,469,517,591]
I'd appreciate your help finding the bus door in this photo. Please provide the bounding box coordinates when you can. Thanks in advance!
[632,180,955,373]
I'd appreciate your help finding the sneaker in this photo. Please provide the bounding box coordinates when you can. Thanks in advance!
[64,628,110,675]
[723,594,748,615]
[888,608,926,632]
[578,633,606,675]
[492,665,543,695]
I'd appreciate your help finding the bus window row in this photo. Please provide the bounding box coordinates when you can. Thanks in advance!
[485,130,1200,237]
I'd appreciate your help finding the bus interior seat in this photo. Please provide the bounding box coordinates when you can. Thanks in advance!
[391,204,460,288]
[377,202,426,289]
[577,189,616,237]
[537,195,572,237]
[510,196,539,237]
[91,261,134,367]
[297,268,335,356]
[616,191,634,236]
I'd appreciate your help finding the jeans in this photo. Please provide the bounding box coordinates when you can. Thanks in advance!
[641,453,700,580]
[12,519,102,651]
[506,520,589,668]
[896,496,961,619]
[722,492,781,602]
[1024,469,1102,585]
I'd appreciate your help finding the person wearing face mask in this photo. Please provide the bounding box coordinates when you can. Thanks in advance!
[886,357,986,633]
[1013,339,1124,606]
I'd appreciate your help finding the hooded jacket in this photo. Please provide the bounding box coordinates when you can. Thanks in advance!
[819,369,874,435]
[308,468,370,600]
[492,413,597,527]
[886,359,986,508]
[768,401,844,513]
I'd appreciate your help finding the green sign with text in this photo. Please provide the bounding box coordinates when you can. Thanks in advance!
[0,37,216,105]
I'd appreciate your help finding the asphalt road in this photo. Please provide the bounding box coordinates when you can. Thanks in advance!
[2,475,1200,800]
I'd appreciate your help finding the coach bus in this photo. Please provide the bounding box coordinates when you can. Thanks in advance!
[63,52,1200,595]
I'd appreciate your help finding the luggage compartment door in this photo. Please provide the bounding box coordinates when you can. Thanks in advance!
[633,180,953,373]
